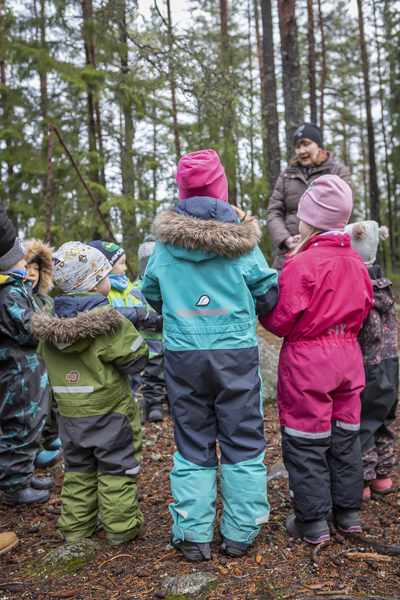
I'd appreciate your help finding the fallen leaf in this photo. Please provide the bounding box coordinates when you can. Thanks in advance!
[249,583,256,593]
[256,555,262,563]
[219,566,229,574]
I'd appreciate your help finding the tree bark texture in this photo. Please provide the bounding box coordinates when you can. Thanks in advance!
[40,0,48,120]
[277,0,303,162]
[166,0,181,163]
[372,0,395,271]
[0,0,12,177]
[317,0,327,136]
[119,0,136,234]
[261,0,281,192]
[357,0,380,222]
[220,0,237,205]
[45,123,54,244]
[253,0,268,177]
[307,0,317,123]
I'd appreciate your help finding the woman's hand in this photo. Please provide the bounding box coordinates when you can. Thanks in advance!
[284,234,301,249]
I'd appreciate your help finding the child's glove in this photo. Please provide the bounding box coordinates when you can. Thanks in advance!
[135,307,163,331]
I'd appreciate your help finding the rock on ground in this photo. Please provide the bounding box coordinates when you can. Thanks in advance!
[162,572,218,596]
[267,461,289,481]
[41,539,100,567]
[257,335,279,404]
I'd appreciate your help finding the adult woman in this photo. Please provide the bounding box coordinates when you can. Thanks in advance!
[266,122,352,272]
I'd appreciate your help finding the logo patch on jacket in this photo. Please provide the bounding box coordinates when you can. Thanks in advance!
[196,295,210,306]
[66,371,80,384]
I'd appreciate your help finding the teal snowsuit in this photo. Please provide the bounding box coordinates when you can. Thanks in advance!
[142,197,279,549]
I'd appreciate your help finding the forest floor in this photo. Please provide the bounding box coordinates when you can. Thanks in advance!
[2,403,400,600]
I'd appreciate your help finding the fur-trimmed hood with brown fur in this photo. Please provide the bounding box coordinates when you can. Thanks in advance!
[152,203,261,259]
[25,239,54,294]
[30,305,123,346]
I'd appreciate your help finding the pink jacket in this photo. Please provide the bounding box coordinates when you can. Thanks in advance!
[260,234,373,347]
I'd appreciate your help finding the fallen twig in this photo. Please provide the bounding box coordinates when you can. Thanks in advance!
[345,551,391,562]
[342,532,400,556]
[98,554,132,568]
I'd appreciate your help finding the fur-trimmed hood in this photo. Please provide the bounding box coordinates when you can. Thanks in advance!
[25,239,54,294]
[152,200,262,259]
[30,305,123,346]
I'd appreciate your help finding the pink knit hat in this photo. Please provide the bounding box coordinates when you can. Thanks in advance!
[297,174,353,231]
[175,149,228,202]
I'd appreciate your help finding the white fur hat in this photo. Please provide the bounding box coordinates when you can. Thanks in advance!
[344,220,389,266]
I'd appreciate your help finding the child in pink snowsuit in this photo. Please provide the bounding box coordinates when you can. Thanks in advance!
[259,175,374,544]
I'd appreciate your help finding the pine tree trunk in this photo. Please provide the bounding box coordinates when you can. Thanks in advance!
[277,0,303,162]
[119,0,136,235]
[253,0,268,178]
[372,0,395,271]
[45,123,54,243]
[247,0,255,209]
[166,0,181,163]
[82,0,99,184]
[357,0,380,222]
[40,0,48,119]
[220,0,237,204]
[261,0,281,192]
[307,0,317,123]
[0,0,12,177]
[317,0,327,136]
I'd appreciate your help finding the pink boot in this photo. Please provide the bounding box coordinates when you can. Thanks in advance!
[363,486,371,500]
[371,478,392,494]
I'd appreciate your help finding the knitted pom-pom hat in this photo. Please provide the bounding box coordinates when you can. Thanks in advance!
[175,149,228,203]
[297,174,353,231]
[344,220,389,266]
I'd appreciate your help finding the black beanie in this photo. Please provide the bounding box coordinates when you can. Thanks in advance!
[293,122,323,148]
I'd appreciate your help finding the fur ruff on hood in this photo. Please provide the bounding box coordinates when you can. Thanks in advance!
[25,239,54,294]
[30,306,124,345]
[152,205,262,259]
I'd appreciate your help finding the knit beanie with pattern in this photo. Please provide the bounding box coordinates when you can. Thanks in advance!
[293,122,323,148]
[138,234,157,275]
[88,241,125,267]
[52,241,112,294]
[344,220,389,266]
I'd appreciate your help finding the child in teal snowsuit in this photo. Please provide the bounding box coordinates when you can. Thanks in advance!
[142,149,279,561]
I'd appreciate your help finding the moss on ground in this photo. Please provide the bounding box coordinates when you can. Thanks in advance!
[22,556,86,578]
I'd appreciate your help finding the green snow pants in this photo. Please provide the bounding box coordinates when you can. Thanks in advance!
[57,408,143,546]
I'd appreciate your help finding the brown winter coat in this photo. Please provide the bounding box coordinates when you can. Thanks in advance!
[266,152,352,271]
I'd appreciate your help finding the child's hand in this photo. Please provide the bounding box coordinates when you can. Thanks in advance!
[135,307,163,331]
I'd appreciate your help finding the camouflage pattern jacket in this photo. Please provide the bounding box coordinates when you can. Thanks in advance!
[358,265,398,366]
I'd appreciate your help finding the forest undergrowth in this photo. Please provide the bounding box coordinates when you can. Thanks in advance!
[1,404,400,600]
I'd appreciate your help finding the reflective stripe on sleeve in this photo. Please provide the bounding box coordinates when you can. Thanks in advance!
[335,421,360,431]
[255,514,269,526]
[53,386,94,393]
[125,466,141,476]
[173,507,188,519]
[130,335,144,352]
[177,308,229,317]
[284,426,331,439]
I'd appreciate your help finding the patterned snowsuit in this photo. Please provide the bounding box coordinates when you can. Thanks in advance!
[358,264,399,485]
[108,279,166,411]
[32,293,149,545]
[142,197,279,549]
[260,234,374,522]
[0,272,49,492]
[130,275,166,411]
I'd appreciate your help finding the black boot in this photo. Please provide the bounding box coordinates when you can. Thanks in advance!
[333,509,362,533]
[170,534,210,562]
[148,405,164,423]
[31,475,54,490]
[3,487,50,506]
[285,514,330,544]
